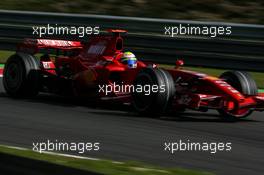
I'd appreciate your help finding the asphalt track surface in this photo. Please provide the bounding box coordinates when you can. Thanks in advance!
[0,77,263,175]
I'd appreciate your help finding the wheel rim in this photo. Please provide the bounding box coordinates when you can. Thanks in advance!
[223,108,251,118]
[132,73,155,111]
[5,62,23,89]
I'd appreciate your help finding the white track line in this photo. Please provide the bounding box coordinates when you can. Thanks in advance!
[1,144,104,161]
[1,144,170,172]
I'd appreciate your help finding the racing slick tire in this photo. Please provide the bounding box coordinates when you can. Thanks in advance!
[218,71,257,120]
[132,68,175,117]
[3,52,40,98]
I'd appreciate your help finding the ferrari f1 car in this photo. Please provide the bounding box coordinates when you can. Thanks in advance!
[3,29,264,120]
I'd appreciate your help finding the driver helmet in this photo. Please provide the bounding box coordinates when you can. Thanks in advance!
[120,51,137,68]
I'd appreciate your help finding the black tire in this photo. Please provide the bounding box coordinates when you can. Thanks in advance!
[220,71,257,96]
[218,71,257,119]
[3,52,40,98]
[132,68,175,117]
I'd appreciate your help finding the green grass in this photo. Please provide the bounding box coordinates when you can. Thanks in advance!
[259,89,264,93]
[0,145,212,175]
[0,50,13,63]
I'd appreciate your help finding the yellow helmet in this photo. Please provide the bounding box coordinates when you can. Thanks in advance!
[120,52,137,68]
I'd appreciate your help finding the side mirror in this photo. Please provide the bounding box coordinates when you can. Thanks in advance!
[175,60,184,68]
[147,63,158,68]
[103,56,113,62]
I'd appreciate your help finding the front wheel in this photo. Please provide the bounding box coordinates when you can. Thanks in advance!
[218,71,257,120]
[218,107,253,120]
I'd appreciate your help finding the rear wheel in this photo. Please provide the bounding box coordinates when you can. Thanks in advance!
[3,52,40,98]
[218,71,257,120]
[132,68,175,117]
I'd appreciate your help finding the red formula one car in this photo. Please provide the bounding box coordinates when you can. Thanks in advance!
[3,29,264,120]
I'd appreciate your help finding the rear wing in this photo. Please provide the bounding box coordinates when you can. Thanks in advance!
[107,29,127,37]
[17,38,83,54]
[105,29,127,52]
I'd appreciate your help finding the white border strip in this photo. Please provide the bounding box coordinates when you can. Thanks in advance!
[2,144,103,161]
[0,144,171,173]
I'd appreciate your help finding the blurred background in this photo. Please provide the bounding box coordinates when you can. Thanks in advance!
[0,0,263,24]
[0,2,264,175]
